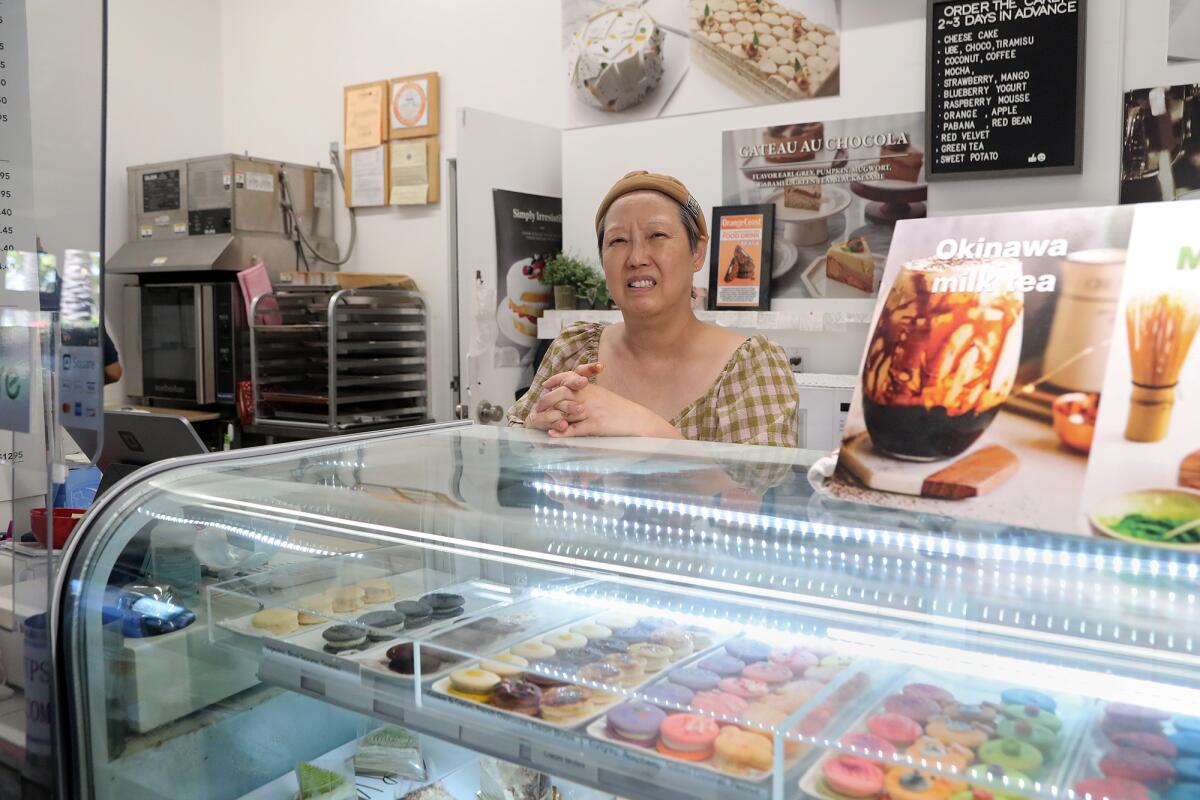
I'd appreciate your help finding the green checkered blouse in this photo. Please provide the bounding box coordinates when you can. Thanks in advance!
[508,322,799,447]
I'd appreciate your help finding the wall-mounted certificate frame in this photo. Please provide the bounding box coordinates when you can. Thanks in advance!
[389,72,440,140]
[344,80,388,151]
[707,204,775,311]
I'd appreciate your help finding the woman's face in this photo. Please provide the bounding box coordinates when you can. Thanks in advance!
[600,191,705,317]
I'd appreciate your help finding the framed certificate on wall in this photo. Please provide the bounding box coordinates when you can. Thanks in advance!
[389,72,440,139]
[708,204,775,311]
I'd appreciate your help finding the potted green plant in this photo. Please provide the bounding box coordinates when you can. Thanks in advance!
[541,253,606,310]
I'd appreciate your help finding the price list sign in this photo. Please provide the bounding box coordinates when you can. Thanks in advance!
[926,0,1086,180]
[0,0,33,257]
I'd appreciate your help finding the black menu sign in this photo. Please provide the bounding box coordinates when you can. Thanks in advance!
[926,0,1086,180]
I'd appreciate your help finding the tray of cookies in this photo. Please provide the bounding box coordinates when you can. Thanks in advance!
[354,598,577,685]
[219,574,508,643]
[583,634,876,784]
[426,611,727,730]
[1063,700,1199,800]
[797,668,1092,800]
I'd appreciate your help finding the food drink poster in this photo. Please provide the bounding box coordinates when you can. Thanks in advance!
[1079,201,1200,549]
[712,209,769,309]
[561,0,842,129]
[491,190,563,383]
[721,112,926,300]
[827,204,1137,537]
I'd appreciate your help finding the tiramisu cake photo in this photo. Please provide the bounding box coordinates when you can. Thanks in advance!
[690,0,840,102]
[825,237,874,293]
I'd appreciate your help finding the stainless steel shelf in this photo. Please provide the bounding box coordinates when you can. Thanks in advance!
[250,285,431,434]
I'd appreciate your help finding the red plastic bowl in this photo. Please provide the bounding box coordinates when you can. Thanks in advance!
[30,508,87,549]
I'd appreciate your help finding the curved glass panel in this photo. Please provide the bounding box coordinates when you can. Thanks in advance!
[56,424,1200,800]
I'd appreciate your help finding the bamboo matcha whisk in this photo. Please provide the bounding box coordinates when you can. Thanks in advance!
[1124,292,1200,442]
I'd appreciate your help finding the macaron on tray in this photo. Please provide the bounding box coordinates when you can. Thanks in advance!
[353,598,576,684]
[798,671,1089,800]
[1066,702,1200,800]
[220,575,504,649]
[585,635,873,783]
[428,611,731,730]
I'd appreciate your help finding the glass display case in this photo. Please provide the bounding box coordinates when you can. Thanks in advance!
[53,422,1200,800]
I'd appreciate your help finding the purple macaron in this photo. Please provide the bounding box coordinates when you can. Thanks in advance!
[617,625,656,643]
[725,638,772,663]
[669,667,721,692]
[699,654,747,677]
[640,683,695,712]
[606,701,666,747]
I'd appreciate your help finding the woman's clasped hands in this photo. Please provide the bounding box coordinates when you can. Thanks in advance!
[524,363,678,439]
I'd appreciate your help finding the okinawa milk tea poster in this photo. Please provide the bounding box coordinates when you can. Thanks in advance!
[828,204,1136,536]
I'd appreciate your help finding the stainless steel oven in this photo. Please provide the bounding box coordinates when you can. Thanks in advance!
[122,282,245,405]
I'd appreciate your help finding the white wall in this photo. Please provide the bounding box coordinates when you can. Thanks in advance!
[212,0,564,421]
[104,0,226,403]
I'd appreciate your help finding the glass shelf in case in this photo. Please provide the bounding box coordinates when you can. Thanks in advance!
[52,423,1200,800]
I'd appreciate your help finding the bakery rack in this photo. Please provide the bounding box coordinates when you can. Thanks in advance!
[249,286,429,433]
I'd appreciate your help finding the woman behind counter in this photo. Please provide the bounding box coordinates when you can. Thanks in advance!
[508,171,799,447]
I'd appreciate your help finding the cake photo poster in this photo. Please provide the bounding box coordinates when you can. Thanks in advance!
[561,0,841,129]
[1079,201,1200,550]
[827,204,1138,537]
[721,112,926,300]
[492,190,563,383]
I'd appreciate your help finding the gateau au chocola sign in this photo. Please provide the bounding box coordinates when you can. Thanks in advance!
[926,0,1086,180]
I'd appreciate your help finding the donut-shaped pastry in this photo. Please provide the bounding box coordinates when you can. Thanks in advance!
[1108,730,1177,758]
[868,713,924,746]
[1000,689,1057,712]
[658,713,720,761]
[1075,778,1154,800]
[841,732,898,764]
[903,683,956,705]
[979,739,1044,775]
[885,693,942,724]
[669,667,721,692]
[996,719,1059,756]
[770,646,819,675]
[1171,731,1200,758]
[742,662,792,685]
[719,677,770,700]
[884,768,962,800]
[926,719,991,749]
[691,689,749,723]
[1003,704,1063,733]
[823,755,885,797]
[543,632,587,651]
[906,736,973,772]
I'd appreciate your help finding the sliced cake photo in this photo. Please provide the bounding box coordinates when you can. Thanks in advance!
[826,237,875,293]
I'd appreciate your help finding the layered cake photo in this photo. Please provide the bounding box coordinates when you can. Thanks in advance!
[689,0,840,103]
[497,255,551,347]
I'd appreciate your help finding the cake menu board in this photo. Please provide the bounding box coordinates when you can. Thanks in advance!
[926,0,1086,180]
